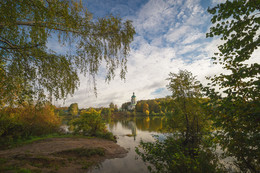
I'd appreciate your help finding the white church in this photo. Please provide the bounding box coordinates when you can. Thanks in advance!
[128,92,137,110]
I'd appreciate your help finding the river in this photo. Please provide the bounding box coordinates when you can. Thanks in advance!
[89,116,167,173]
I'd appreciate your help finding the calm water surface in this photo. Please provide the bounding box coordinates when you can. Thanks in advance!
[89,116,167,173]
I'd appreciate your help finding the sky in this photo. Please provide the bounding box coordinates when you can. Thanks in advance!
[52,0,259,108]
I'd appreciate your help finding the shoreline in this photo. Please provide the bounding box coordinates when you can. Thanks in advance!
[0,137,127,172]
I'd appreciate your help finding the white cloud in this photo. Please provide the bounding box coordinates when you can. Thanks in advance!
[166,25,190,43]
[211,0,226,5]
[56,0,259,109]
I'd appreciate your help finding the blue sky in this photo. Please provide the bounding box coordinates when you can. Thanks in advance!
[52,0,258,108]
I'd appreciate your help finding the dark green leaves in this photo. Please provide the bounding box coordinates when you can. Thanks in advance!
[206,0,260,171]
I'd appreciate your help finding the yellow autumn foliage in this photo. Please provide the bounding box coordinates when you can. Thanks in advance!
[0,103,61,142]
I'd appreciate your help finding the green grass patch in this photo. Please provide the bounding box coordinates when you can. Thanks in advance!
[81,161,95,169]
[54,147,105,157]
[14,155,66,169]
[0,133,92,150]
[0,157,7,164]
[0,157,31,173]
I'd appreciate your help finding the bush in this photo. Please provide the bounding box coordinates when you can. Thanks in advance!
[0,113,24,143]
[136,135,226,173]
[96,131,116,141]
[70,108,113,140]
[0,103,61,145]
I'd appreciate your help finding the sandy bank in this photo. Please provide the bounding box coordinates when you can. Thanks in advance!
[0,137,127,172]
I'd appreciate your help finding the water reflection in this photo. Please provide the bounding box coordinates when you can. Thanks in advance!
[89,116,167,173]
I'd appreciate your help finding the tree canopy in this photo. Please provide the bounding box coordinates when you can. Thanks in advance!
[206,0,260,172]
[68,103,78,116]
[136,70,223,173]
[0,0,135,106]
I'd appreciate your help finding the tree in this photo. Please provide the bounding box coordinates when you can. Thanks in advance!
[143,103,149,116]
[70,108,107,137]
[101,107,111,116]
[109,102,115,109]
[136,70,223,173]
[166,70,207,153]
[121,102,130,111]
[151,101,160,113]
[135,102,143,112]
[114,104,118,112]
[0,0,135,105]
[68,103,78,116]
[206,0,260,172]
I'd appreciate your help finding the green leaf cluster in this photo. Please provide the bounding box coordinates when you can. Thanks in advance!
[136,70,222,172]
[136,135,225,173]
[68,103,78,116]
[205,0,260,172]
[0,103,61,146]
[69,108,106,136]
[0,0,135,105]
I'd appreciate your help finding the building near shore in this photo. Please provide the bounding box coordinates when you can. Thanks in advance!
[128,92,136,110]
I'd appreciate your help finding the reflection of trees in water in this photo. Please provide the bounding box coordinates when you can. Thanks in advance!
[120,120,137,137]
[108,119,118,131]
[121,119,130,129]
[128,121,137,140]
[135,118,143,130]
[134,117,167,132]
[143,117,150,130]
[150,117,162,131]
[108,116,167,133]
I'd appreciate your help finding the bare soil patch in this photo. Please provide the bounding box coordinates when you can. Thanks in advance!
[0,137,127,172]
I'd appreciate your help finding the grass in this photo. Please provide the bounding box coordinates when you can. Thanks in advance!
[53,147,105,170]
[15,155,56,168]
[0,157,32,173]
[0,133,93,150]
[81,161,95,169]
[1,148,104,173]
[54,147,105,157]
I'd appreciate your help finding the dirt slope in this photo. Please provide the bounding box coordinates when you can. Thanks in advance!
[0,137,127,173]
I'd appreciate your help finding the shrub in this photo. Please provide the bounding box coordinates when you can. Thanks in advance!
[136,135,226,173]
[70,109,107,137]
[0,103,61,145]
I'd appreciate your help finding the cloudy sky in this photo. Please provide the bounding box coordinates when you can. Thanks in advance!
[52,0,258,108]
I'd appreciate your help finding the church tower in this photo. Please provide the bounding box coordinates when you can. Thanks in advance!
[128,92,137,110]
[131,92,136,106]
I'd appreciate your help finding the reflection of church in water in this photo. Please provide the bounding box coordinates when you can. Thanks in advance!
[128,92,137,110]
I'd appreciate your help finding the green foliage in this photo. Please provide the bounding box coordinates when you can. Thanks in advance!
[107,103,118,112]
[136,70,221,172]
[101,107,112,116]
[0,103,61,146]
[120,97,170,115]
[143,103,149,116]
[121,102,131,110]
[95,131,115,142]
[135,102,142,112]
[136,136,225,173]
[114,104,118,112]
[55,147,105,157]
[0,113,24,144]
[166,70,208,142]
[0,0,135,105]
[0,159,32,173]
[109,102,115,109]
[70,108,114,140]
[206,1,260,172]
[68,103,78,116]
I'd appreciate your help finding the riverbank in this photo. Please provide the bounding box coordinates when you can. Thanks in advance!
[0,137,127,172]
